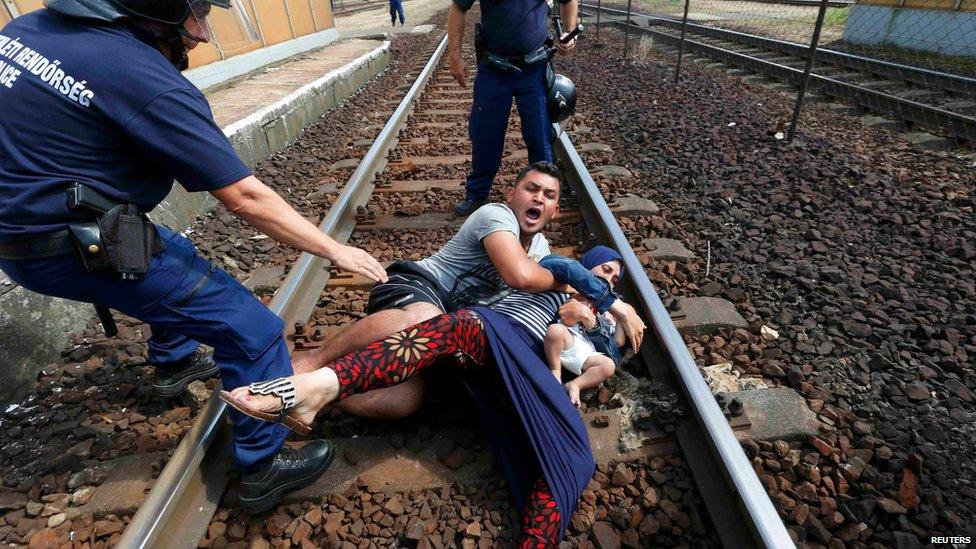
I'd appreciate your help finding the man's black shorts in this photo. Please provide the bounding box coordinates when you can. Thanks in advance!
[366,260,448,315]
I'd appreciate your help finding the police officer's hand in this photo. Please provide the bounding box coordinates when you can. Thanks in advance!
[449,50,467,88]
[332,245,388,283]
[557,34,577,55]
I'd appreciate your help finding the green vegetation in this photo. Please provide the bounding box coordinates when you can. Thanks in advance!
[821,5,852,29]
[789,5,852,29]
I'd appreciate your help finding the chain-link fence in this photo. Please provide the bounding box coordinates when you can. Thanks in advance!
[841,1,976,75]
[581,0,976,143]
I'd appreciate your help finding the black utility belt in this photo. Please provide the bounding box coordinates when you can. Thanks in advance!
[474,24,548,74]
[482,45,548,74]
[0,229,74,260]
[0,183,163,280]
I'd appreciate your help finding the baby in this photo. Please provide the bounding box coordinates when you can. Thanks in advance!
[544,247,627,408]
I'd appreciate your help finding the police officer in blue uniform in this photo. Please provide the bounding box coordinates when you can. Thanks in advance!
[448,0,578,216]
[388,0,405,26]
[0,0,387,512]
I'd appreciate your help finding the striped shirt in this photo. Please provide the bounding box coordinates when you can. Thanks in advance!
[490,290,570,341]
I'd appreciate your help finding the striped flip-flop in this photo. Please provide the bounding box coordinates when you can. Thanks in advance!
[219,378,312,436]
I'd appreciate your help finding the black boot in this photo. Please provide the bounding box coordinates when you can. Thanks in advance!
[151,350,220,397]
[453,196,488,217]
[239,440,335,513]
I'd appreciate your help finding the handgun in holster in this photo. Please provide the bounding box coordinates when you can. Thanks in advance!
[66,182,163,280]
[66,183,115,273]
[65,182,164,336]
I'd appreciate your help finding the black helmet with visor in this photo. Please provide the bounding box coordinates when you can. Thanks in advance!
[44,0,259,70]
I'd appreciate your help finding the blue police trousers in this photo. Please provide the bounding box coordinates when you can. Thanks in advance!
[465,61,553,201]
[0,226,290,473]
[389,0,404,24]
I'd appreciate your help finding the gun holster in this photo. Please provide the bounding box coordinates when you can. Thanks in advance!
[474,22,485,65]
[97,204,164,279]
[66,185,164,280]
[68,222,111,272]
[63,222,119,336]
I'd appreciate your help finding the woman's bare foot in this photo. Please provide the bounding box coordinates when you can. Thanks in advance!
[565,382,582,409]
[226,369,340,426]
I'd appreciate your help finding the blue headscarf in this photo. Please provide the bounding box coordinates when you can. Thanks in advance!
[579,245,624,279]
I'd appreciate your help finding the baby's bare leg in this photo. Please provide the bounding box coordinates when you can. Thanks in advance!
[566,355,616,392]
[543,324,573,382]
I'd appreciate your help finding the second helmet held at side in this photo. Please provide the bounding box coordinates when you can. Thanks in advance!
[546,71,577,124]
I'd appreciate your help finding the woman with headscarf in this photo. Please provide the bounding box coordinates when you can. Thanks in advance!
[543,248,627,407]
[221,246,641,546]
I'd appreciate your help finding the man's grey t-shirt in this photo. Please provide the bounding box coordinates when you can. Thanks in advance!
[416,203,551,310]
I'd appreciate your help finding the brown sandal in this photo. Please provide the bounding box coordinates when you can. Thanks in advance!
[219,378,312,436]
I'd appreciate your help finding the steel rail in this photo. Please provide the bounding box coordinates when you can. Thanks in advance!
[582,3,976,96]
[333,0,388,15]
[580,4,976,142]
[553,127,795,548]
[117,34,450,549]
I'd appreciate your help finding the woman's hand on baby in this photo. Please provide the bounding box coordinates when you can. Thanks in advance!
[608,301,646,352]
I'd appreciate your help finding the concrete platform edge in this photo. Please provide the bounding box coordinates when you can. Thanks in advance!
[185,28,341,93]
[0,41,392,403]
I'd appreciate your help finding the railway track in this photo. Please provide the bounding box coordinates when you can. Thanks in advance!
[116,31,793,548]
[332,0,389,16]
[580,3,976,145]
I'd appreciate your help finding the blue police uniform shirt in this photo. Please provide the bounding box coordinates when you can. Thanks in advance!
[0,9,252,242]
[453,0,549,58]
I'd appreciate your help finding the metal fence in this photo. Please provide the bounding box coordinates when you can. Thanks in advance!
[583,0,976,143]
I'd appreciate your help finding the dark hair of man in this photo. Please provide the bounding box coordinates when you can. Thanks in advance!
[514,161,563,189]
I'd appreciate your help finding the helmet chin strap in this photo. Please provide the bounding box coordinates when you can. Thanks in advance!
[150,27,190,70]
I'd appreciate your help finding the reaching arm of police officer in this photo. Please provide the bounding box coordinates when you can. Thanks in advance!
[557,0,579,55]
[212,176,388,283]
[447,2,468,88]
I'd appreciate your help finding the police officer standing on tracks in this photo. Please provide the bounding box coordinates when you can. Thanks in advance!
[448,0,579,216]
[0,0,387,512]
